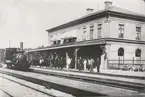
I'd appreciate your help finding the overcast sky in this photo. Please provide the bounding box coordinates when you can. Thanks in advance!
[0,0,145,49]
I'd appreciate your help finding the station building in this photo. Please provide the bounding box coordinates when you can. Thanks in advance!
[46,1,145,71]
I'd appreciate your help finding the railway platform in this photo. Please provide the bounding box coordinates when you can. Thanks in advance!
[100,69,145,77]
[31,66,145,77]
[32,67,145,84]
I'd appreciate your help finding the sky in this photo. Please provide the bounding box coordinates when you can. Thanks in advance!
[0,0,145,49]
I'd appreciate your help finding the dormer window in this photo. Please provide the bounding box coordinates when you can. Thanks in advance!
[118,24,124,38]
[63,37,76,44]
[53,40,61,45]
[53,41,57,45]
[136,26,141,40]
[57,40,61,44]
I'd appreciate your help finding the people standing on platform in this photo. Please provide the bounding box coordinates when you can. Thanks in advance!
[39,58,44,67]
[83,58,87,71]
[88,58,94,72]
[78,57,82,70]
[78,57,81,70]
[96,57,100,73]
[66,57,71,71]
[60,57,63,69]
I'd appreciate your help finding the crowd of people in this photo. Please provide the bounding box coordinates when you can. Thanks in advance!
[28,51,101,72]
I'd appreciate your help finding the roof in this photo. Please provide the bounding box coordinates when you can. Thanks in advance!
[47,6,145,32]
[108,6,145,17]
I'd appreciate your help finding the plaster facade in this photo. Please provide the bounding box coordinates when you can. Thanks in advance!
[47,5,145,70]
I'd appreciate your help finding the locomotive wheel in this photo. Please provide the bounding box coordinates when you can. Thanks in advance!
[14,62,30,70]
[6,63,12,69]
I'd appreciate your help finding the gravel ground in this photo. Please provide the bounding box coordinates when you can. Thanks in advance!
[0,73,73,97]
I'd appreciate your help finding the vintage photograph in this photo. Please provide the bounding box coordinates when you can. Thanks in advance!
[0,0,145,96]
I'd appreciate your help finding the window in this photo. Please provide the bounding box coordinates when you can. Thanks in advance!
[63,37,76,44]
[118,24,124,38]
[118,48,124,56]
[53,40,61,45]
[53,41,57,45]
[69,38,76,43]
[136,27,141,40]
[97,24,102,38]
[57,40,61,44]
[83,26,86,33]
[90,24,94,39]
[82,26,87,40]
[135,49,141,57]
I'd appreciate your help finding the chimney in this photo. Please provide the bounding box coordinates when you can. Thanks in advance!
[20,42,23,50]
[104,0,112,9]
[86,8,94,14]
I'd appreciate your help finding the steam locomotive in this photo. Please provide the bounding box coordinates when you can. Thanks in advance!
[4,48,30,70]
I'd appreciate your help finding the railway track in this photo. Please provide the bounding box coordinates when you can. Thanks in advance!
[0,68,106,96]
[31,67,145,92]
[0,75,56,97]
[0,68,144,96]
[0,73,69,97]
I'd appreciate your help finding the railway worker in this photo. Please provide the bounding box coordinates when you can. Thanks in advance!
[39,58,43,67]
[77,57,81,70]
[88,58,94,72]
[57,55,61,69]
[44,58,48,68]
[96,57,100,73]
[79,57,83,70]
[59,57,63,69]
[83,58,87,71]
[50,53,54,68]
[62,56,66,69]
[66,57,71,71]
[49,55,53,68]
[54,54,58,68]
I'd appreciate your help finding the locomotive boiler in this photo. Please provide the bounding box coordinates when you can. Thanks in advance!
[4,48,30,70]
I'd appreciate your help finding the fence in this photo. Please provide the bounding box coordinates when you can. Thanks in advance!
[107,59,145,72]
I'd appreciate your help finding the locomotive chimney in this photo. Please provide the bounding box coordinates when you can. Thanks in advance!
[20,42,23,50]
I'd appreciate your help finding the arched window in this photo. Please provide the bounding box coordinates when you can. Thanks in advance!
[135,49,141,57]
[118,48,124,56]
